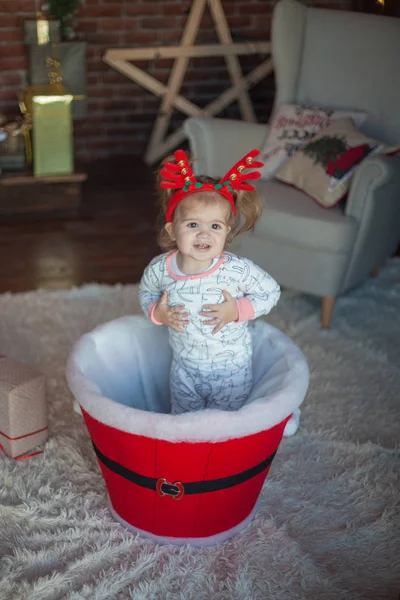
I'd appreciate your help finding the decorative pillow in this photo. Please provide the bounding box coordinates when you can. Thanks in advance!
[259,103,368,180]
[275,118,400,208]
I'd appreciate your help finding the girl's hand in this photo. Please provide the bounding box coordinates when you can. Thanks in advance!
[200,290,239,334]
[153,291,190,332]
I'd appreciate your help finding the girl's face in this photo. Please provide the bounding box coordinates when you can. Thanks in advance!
[165,194,231,269]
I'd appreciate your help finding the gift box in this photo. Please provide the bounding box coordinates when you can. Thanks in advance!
[24,17,61,45]
[32,92,74,177]
[28,42,87,119]
[0,356,48,458]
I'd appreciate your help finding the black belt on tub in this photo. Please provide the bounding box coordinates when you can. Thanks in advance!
[92,441,276,501]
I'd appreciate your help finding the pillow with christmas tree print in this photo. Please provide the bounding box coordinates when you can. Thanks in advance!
[259,104,368,180]
[275,118,400,208]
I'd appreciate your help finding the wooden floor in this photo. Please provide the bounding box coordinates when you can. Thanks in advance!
[0,158,160,293]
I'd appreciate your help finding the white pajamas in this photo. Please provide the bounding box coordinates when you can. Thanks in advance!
[139,251,280,414]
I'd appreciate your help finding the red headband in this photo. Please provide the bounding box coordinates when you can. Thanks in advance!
[160,149,264,222]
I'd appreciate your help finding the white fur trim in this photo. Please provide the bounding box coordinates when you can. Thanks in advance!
[283,408,301,437]
[66,316,309,443]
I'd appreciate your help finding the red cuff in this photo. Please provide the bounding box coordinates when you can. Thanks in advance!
[149,302,163,325]
[236,297,255,322]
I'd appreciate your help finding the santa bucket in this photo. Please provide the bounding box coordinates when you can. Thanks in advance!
[66,316,309,547]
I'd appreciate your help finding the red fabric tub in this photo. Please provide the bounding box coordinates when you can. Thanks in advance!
[66,316,309,546]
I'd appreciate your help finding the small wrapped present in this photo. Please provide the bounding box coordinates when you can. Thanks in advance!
[0,356,48,458]
[31,92,74,177]
[24,16,61,45]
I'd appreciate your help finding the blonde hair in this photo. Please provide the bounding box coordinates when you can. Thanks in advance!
[155,153,263,252]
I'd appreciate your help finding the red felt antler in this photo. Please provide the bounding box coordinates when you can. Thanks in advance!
[160,150,196,189]
[219,149,263,191]
[160,148,264,222]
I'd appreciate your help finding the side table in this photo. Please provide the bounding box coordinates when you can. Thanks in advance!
[0,172,87,218]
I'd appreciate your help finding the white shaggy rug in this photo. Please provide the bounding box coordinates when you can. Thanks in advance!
[0,261,399,600]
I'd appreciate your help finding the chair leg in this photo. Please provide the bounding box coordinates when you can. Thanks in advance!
[321,296,336,329]
[371,266,380,277]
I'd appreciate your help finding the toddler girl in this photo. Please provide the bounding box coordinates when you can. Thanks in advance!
[139,149,280,415]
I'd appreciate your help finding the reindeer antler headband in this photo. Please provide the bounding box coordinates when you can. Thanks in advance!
[160,149,264,222]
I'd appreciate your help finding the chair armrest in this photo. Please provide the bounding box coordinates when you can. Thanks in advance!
[341,155,400,292]
[183,117,268,177]
[345,154,400,219]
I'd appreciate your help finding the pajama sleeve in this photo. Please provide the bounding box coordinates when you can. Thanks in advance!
[139,256,165,325]
[236,257,281,321]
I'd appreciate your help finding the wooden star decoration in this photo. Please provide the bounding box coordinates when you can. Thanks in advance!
[103,0,272,165]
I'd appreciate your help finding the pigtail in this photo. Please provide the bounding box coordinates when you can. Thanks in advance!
[230,188,263,239]
[157,215,176,251]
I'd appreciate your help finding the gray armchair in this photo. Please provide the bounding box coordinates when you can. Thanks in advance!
[183,0,400,328]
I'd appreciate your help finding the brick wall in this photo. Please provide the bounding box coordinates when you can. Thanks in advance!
[0,0,353,162]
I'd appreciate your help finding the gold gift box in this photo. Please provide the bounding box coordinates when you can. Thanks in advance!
[31,91,74,177]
